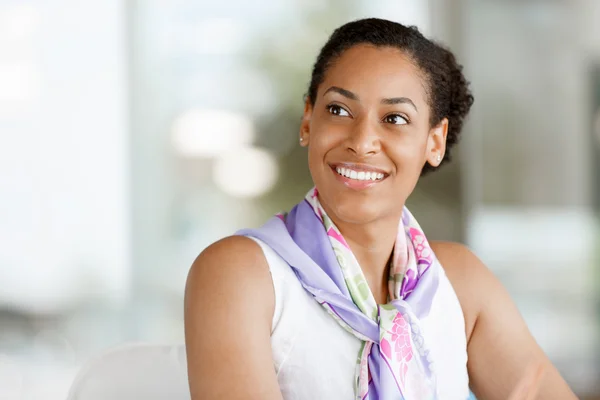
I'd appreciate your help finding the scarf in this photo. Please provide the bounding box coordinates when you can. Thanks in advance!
[237,187,440,399]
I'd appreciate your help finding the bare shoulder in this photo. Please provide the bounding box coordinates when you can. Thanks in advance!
[430,241,577,399]
[184,236,281,399]
[191,235,268,271]
[429,241,499,339]
[184,235,274,317]
[429,240,487,279]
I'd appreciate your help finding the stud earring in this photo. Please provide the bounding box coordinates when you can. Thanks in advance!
[437,154,442,162]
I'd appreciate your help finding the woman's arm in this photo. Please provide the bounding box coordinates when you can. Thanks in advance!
[431,241,577,400]
[184,236,283,400]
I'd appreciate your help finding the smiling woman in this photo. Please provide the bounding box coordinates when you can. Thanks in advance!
[184,18,577,400]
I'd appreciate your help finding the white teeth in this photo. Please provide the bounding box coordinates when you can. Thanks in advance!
[335,167,385,181]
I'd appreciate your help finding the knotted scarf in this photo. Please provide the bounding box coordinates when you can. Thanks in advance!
[237,187,440,399]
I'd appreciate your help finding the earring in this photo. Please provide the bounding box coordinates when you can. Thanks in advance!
[437,154,442,162]
[299,137,304,144]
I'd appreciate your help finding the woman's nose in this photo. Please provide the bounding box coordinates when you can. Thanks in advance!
[345,117,381,157]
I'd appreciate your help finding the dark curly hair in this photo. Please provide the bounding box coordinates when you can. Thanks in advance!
[306,18,474,174]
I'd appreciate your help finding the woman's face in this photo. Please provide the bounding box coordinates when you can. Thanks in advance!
[300,44,448,225]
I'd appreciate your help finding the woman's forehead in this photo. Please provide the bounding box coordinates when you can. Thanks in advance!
[319,45,428,106]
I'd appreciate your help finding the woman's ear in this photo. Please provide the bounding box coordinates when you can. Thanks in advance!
[426,117,448,167]
[299,98,313,147]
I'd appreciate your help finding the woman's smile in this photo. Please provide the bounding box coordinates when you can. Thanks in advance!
[329,162,389,191]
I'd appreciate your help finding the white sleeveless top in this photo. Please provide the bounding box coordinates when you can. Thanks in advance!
[250,238,470,400]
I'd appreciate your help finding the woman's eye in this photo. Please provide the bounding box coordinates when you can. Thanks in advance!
[384,114,408,125]
[327,105,350,117]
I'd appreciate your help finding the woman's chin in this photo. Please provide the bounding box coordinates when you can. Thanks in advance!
[326,199,385,226]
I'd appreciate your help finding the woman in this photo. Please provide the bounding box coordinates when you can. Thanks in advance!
[184,18,576,400]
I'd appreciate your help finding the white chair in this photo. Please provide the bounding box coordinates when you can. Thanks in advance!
[67,343,191,400]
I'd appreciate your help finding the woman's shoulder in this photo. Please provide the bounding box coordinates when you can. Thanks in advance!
[430,241,489,282]
[429,244,577,398]
[193,235,267,270]
[185,236,275,322]
[184,236,283,399]
[429,241,498,340]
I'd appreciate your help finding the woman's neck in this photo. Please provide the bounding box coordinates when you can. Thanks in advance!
[327,211,402,304]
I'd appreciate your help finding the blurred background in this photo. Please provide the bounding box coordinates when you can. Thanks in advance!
[0,0,599,398]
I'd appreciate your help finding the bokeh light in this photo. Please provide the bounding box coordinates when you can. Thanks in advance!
[212,146,279,198]
[171,109,255,158]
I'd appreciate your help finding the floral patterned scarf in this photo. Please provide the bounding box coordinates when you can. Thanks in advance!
[237,187,440,399]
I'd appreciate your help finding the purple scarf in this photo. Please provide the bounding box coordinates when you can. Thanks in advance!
[237,194,440,399]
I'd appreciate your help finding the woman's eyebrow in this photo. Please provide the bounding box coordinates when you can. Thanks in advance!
[381,97,418,111]
[323,86,358,101]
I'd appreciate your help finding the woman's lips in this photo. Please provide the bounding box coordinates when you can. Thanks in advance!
[329,163,388,190]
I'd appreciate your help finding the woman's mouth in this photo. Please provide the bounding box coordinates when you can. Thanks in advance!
[329,164,388,190]
[334,166,385,181]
